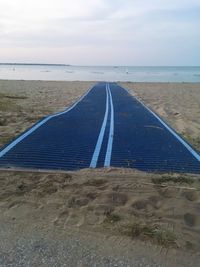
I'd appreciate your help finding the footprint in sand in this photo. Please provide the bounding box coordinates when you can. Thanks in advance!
[4,201,39,220]
[182,190,199,202]
[84,210,105,226]
[53,210,69,227]
[65,212,85,227]
[184,213,199,227]
[54,210,85,228]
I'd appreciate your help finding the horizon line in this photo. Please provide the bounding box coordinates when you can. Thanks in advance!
[0,63,200,67]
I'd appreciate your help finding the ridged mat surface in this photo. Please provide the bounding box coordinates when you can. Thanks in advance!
[0,82,200,173]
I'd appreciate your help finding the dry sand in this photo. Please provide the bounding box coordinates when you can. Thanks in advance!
[0,80,200,266]
[1,169,200,266]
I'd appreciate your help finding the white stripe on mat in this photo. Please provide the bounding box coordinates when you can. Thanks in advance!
[121,85,200,162]
[90,83,109,168]
[104,83,114,167]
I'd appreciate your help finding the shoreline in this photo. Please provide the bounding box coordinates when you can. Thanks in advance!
[1,78,200,83]
[1,65,200,83]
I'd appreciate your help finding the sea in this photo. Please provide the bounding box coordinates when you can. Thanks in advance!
[0,64,200,82]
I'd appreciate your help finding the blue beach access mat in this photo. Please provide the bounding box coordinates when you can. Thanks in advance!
[0,82,200,173]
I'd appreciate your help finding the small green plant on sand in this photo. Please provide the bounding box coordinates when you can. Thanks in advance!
[84,178,107,187]
[104,213,121,224]
[181,132,200,151]
[122,223,177,247]
[152,175,194,185]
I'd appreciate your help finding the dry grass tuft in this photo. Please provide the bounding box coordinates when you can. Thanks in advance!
[181,132,200,151]
[104,213,121,224]
[122,223,177,247]
[152,174,194,185]
[84,178,108,187]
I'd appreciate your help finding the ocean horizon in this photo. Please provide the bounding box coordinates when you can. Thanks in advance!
[0,64,200,82]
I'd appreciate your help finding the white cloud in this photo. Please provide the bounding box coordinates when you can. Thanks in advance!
[0,0,199,64]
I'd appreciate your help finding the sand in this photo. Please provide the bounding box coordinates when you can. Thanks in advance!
[0,169,200,266]
[0,80,200,265]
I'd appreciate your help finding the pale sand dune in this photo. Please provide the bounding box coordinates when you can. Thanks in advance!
[0,80,200,264]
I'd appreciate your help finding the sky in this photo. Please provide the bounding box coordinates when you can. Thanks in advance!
[0,0,200,65]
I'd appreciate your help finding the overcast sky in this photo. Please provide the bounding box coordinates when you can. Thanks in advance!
[0,0,199,65]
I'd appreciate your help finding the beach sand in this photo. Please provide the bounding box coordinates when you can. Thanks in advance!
[0,80,200,265]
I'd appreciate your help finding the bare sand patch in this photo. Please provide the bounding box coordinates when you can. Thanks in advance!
[0,169,200,253]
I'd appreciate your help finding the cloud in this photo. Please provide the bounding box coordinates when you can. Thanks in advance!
[0,0,199,64]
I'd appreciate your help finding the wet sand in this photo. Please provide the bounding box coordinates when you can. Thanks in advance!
[0,80,200,265]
